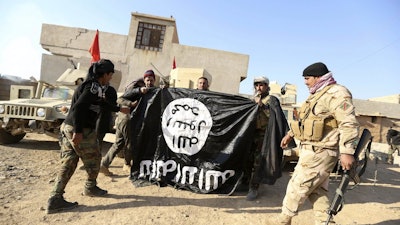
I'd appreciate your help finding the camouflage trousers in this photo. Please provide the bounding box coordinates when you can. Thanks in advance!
[242,130,264,189]
[50,123,101,197]
[281,147,338,224]
[101,115,131,167]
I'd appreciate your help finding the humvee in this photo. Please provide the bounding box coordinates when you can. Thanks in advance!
[0,68,86,144]
[0,65,123,145]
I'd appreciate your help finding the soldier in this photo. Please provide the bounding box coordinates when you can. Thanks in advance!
[386,127,400,164]
[78,79,117,172]
[242,76,291,201]
[46,59,129,214]
[99,78,145,176]
[271,62,360,224]
[120,69,157,181]
[196,77,209,91]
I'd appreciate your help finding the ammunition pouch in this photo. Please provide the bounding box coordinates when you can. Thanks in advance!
[290,85,338,142]
[290,121,302,140]
[290,116,337,142]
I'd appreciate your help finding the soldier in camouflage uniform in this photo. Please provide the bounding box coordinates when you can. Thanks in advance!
[121,70,157,181]
[100,78,145,176]
[47,59,129,214]
[270,62,360,225]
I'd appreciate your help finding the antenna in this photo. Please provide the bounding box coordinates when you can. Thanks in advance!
[150,62,166,79]
[150,62,170,87]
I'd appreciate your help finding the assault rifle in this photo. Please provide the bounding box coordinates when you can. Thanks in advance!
[325,129,372,225]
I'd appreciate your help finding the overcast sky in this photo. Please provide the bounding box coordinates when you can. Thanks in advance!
[0,0,399,102]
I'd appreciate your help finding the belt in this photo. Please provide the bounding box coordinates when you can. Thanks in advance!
[300,144,339,157]
[300,144,322,152]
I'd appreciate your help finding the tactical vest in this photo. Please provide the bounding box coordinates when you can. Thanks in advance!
[256,95,270,131]
[290,85,338,141]
[256,95,270,130]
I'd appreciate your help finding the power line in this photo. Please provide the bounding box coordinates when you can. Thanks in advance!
[337,36,400,72]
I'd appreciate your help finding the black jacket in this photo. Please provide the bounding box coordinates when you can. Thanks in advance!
[64,80,119,133]
[96,85,118,137]
[256,95,296,185]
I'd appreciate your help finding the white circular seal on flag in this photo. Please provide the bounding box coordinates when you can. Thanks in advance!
[161,98,212,156]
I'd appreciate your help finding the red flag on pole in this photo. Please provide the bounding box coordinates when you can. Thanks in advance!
[172,56,176,69]
[89,30,100,63]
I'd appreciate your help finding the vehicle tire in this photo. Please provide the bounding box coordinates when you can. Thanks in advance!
[0,128,26,144]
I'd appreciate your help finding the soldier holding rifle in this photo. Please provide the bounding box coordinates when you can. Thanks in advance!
[270,62,360,225]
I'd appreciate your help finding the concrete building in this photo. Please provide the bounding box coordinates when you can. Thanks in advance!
[354,97,400,143]
[39,12,249,94]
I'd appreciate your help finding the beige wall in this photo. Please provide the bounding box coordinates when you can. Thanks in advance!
[170,68,206,89]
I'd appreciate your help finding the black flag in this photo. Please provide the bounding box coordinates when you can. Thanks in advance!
[129,88,287,194]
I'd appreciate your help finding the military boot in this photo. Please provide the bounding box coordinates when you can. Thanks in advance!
[246,187,259,201]
[46,196,78,214]
[267,213,292,225]
[83,186,108,197]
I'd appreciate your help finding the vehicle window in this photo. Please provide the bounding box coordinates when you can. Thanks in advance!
[42,87,69,100]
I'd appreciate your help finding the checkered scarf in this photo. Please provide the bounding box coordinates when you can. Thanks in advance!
[309,72,337,94]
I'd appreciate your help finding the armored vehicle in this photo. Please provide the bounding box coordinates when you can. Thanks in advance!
[0,82,73,144]
[0,68,86,144]
[0,65,123,144]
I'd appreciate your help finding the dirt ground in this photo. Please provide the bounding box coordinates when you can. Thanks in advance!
[0,133,399,225]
